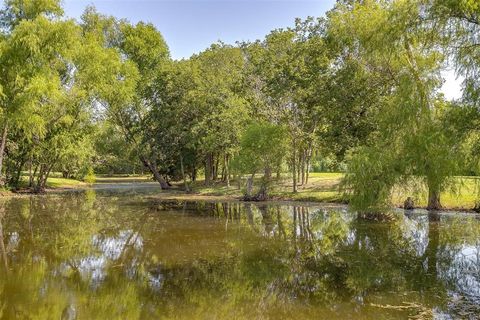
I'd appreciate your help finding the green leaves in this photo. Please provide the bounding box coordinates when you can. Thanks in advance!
[120,22,170,73]
[232,122,288,175]
[0,0,63,29]
[336,0,480,211]
[189,44,249,154]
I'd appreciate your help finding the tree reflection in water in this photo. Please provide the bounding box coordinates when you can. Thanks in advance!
[0,189,479,319]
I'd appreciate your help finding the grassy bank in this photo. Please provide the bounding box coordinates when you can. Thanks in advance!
[183,173,480,211]
[6,172,480,211]
[3,174,89,194]
[188,172,345,202]
[43,177,88,189]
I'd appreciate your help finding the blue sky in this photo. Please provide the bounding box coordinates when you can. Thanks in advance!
[63,0,336,60]
[62,0,462,99]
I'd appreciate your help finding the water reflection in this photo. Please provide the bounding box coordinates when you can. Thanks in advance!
[0,189,479,319]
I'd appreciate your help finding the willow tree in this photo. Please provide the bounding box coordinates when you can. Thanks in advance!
[0,0,78,187]
[0,2,133,191]
[331,0,466,210]
[428,0,479,105]
[428,1,480,204]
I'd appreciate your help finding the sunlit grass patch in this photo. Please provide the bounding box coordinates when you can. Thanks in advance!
[307,172,344,179]
[272,190,345,203]
[94,175,153,183]
[185,173,480,210]
[390,176,480,210]
[46,177,87,188]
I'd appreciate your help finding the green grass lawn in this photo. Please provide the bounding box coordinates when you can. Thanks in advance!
[187,172,480,210]
[16,173,88,190]
[45,177,87,188]
[391,176,480,210]
[95,175,153,183]
[16,173,153,189]
[188,172,346,202]
[46,174,155,188]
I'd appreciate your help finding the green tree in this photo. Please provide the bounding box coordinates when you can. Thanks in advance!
[243,19,331,192]
[232,122,288,199]
[115,20,172,188]
[144,59,201,190]
[189,44,250,186]
[0,0,78,187]
[93,121,143,175]
[428,0,479,104]
[330,0,464,210]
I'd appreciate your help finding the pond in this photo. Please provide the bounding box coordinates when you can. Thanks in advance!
[0,185,479,319]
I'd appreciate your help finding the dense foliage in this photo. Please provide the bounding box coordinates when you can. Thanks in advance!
[0,0,479,210]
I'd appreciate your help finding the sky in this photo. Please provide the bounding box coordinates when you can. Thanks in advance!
[63,0,336,60]
[62,0,463,100]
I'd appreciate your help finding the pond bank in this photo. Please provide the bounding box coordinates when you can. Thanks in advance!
[2,174,480,213]
[147,187,479,213]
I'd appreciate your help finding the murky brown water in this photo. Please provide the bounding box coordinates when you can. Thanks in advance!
[0,185,479,319]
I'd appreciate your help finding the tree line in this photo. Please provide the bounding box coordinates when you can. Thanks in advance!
[0,0,479,210]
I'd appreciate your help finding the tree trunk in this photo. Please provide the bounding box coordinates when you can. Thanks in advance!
[224,154,230,187]
[45,161,55,185]
[34,164,45,193]
[35,163,53,193]
[140,156,169,189]
[191,166,196,182]
[40,167,51,190]
[180,155,190,193]
[292,145,297,193]
[211,154,216,181]
[0,124,8,187]
[255,167,271,201]
[427,186,442,210]
[29,157,33,188]
[221,163,226,182]
[30,164,38,189]
[245,176,253,198]
[205,153,212,185]
[13,160,25,188]
[213,154,219,181]
[36,157,58,192]
[297,153,301,184]
[300,150,306,186]
[305,160,310,185]
[305,145,313,185]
